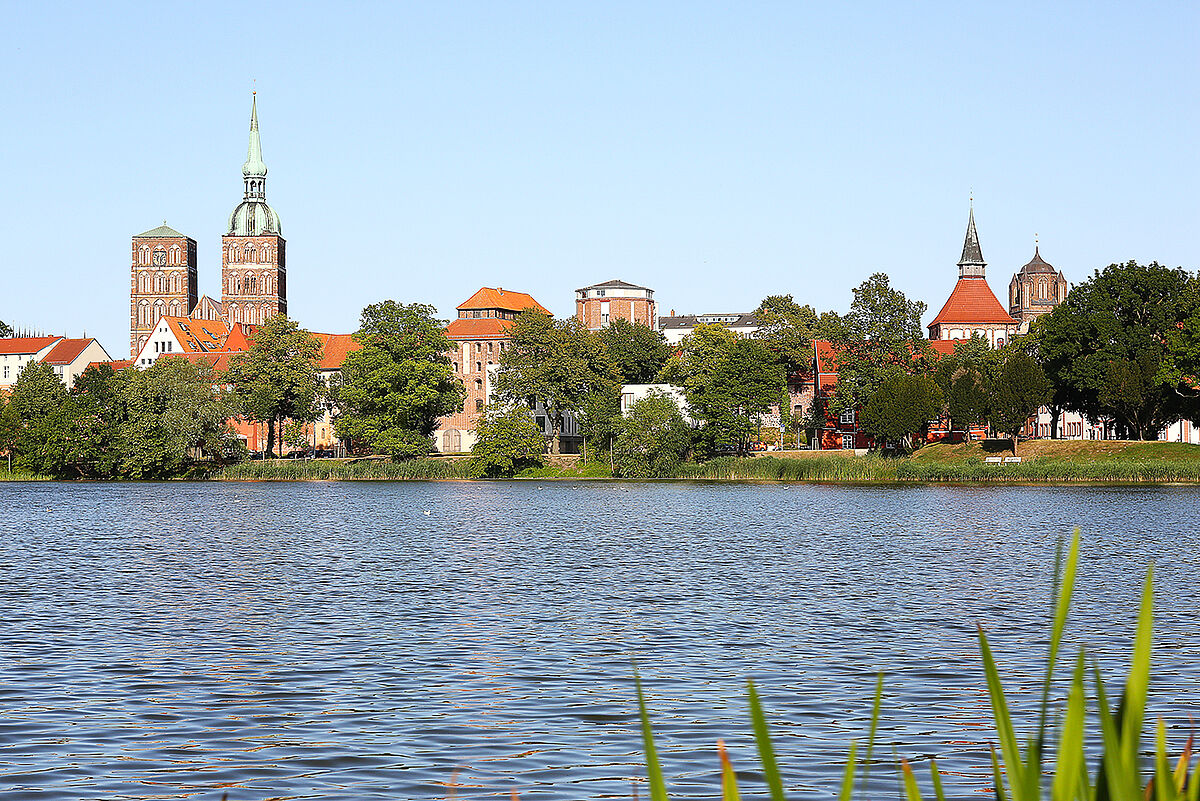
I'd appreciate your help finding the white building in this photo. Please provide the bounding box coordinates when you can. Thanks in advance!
[620,383,694,425]
[658,313,759,345]
[0,336,112,390]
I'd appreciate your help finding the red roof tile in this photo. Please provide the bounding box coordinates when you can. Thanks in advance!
[0,336,60,355]
[162,317,231,353]
[312,333,360,370]
[456,287,550,314]
[88,360,132,372]
[445,318,515,340]
[42,338,94,365]
[929,278,1017,327]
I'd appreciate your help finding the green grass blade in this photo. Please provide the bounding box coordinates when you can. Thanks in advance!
[929,758,947,801]
[1120,567,1155,777]
[635,673,670,801]
[977,625,1025,799]
[1155,718,1174,801]
[746,680,787,801]
[900,758,924,801]
[718,739,740,801]
[1051,651,1087,801]
[838,741,857,801]
[861,673,884,797]
[1093,662,1136,801]
[990,743,1010,801]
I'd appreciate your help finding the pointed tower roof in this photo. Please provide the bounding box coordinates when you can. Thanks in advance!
[1018,245,1057,275]
[242,94,268,177]
[958,206,985,269]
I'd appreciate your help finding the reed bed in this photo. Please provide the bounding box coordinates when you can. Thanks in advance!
[678,455,898,482]
[211,457,477,481]
[637,530,1200,800]
[896,457,1200,483]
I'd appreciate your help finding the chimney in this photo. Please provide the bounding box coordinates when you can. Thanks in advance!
[670,308,676,317]
[497,287,504,294]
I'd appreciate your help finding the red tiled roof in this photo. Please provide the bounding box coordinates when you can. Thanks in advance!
[929,278,1017,327]
[42,338,94,365]
[456,287,550,314]
[163,317,231,353]
[446,318,514,340]
[312,333,360,370]
[223,323,256,352]
[88,360,132,372]
[0,336,60,355]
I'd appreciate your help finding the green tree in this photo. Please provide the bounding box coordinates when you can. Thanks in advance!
[932,335,996,439]
[1039,261,1192,439]
[224,314,323,457]
[470,402,547,477]
[335,301,466,459]
[53,364,125,478]
[117,357,240,478]
[0,319,12,338]
[611,390,691,477]
[659,325,783,456]
[4,361,69,475]
[990,351,1052,452]
[752,294,818,373]
[859,373,943,452]
[495,311,618,454]
[828,273,930,414]
[599,318,672,384]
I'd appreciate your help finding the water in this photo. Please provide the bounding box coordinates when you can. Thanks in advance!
[1,481,1199,800]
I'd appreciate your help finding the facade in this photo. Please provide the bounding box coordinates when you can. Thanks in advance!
[222,95,286,325]
[620,383,693,424]
[132,316,239,368]
[130,225,198,357]
[1008,246,1068,334]
[1,336,112,390]
[575,279,656,330]
[658,312,759,344]
[927,207,1018,347]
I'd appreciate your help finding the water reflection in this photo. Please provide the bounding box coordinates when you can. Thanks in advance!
[0,482,1198,799]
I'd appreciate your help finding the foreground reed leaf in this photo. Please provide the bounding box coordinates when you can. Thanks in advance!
[1050,651,1087,801]
[1120,567,1155,777]
[1172,730,1193,794]
[747,680,787,801]
[977,625,1025,799]
[718,739,740,801]
[1156,718,1174,801]
[989,744,1009,801]
[635,674,670,801]
[860,673,884,798]
[929,758,946,801]
[900,758,923,801]
[837,741,856,801]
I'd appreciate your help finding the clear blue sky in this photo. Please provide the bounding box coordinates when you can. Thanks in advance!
[1,2,1196,354]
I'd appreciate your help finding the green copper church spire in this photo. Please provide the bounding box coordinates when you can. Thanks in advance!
[228,93,281,236]
[242,93,268,179]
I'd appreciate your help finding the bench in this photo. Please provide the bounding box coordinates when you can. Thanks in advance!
[984,457,1003,464]
[1004,456,1023,464]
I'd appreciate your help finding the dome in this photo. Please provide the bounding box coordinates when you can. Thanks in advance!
[228,200,282,236]
[1019,246,1056,274]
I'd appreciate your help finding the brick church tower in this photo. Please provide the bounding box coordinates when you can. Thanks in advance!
[130,224,198,356]
[221,94,286,325]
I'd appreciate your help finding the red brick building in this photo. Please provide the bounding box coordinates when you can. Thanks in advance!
[130,225,198,357]
[575,279,656,331]
[436,287,552,453]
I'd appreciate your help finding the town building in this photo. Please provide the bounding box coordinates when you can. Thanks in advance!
[130,225,198,357]
[1,336,112,390]
[575,279,656,330]
[1008,245,1068,334]
[658,312,759,344]
[620,384,693,424]
[927,207,1018,347]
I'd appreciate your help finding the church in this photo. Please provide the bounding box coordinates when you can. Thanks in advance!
[129,95,286,357]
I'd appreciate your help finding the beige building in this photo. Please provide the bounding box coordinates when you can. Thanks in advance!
[1,336,112,390]
[575,279,656,330]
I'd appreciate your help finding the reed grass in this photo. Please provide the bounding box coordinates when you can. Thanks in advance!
[211,457,478,481]
[636,530,1200,799]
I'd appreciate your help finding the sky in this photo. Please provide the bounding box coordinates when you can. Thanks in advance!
[1,2,1197,355]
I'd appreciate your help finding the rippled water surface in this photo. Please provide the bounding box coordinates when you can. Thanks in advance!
[2,481,1200,800]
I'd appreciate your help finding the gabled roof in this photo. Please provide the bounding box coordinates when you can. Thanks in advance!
[191,295,225,318]
[162,317,232,353]
[576,278,652,291]
[446,318,514,340]
[222,323,256,352]
[312,333,360,370]
[42,338,95,365]
[929,279,1017,328]
[456,287,550,314]
[0,336,60,355]
[137,223,190,239]
[88,360,132,372]
[659,313,758,330]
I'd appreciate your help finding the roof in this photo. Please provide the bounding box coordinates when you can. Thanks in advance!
[576,278,652,291]
[168,352,237,373]
[659,313,758,330]
[162,317,232,353]
[88,360,132,372]
[929,278,1017,328]
[137,223,190,239]
[446,318,514,340]
[42,338,95,365]
[456,287,550,314]
[1016,246,1057,275]
[958,207,985,267]
[223,323,256,352]
[0,336,60,355]
[312,333,360,370]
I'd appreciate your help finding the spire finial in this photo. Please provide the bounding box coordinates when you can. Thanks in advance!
[957,200,986,277]
[242,93,267,178]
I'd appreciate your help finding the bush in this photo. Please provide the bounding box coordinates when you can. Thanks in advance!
[612,391,691,477]
[471,403,547,477]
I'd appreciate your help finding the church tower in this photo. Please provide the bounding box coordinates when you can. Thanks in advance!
[130,224,198,357]
[221,94,286,325]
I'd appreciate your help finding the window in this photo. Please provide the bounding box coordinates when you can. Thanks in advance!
[488,342,493,353]
[2,366,7,380]
[476,361,482,372]
[167,341,172,352]
[475,343,482,352]
[842,434,855,450]
[475,399,484,412]
[474,379,483,390]
[839,410,855,426]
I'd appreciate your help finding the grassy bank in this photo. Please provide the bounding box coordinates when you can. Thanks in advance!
[208,441,1200,483]
[0,469,48,481]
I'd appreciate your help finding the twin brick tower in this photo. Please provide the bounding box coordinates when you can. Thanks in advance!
[129,95,286,356]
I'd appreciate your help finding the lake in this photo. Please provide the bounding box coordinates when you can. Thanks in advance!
[1,481,1198,799]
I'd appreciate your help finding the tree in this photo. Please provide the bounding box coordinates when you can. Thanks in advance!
[0,319,11,338]
[599,318,672,384]
[224,314,323,457]
[471,403,547,477]
[752,294,818,373]
[495,311,618,454]
[659,324,783,456]
[335,301,466,459]
[4,360,69,475]
[117,357,241,478]
[611,391,691,477]
[932,335,996,440]
[53,364,125,478]
[827,273,929,415]
[990,351,1052,452]
[859,373,943,452]
[1039,261,1193,439]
